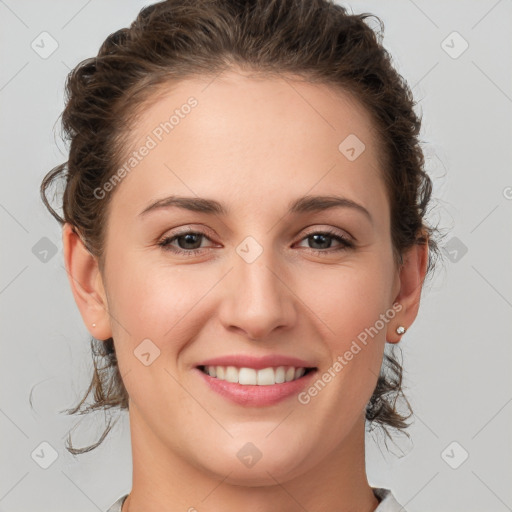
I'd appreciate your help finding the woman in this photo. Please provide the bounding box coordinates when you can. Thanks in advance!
[40,0,440,510]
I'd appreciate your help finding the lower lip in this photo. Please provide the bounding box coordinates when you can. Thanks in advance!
[194,367,318,406]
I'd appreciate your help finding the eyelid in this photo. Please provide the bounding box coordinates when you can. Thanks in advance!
[156,226,218,254]
[159,224,217,240]
[157,225,355,257]
[300,225,353,242]
[158,224,352,245]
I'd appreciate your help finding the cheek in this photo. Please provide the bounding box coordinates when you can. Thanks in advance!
[296,255,394,398]
[105,249,209,341]
[107,240,394,347]
[300,258,394,342]
[104,257,207,405]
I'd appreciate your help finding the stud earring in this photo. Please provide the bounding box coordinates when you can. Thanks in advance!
[396,326,406,335]
[92,323,96,328]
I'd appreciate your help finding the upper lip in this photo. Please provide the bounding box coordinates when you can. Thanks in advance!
[196,354,318,370]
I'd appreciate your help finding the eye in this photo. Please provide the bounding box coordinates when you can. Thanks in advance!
[295,229,354,255]
[158,230,214,256]
[157,228,354,257]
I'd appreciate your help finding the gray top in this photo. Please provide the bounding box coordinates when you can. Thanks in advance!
[106,487,406,511]
[106,493,128,512]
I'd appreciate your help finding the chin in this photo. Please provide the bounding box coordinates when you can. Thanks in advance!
[194,443,314,487]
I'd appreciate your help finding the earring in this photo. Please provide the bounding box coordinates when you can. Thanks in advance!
[396,325,406,335]
[92,323,96,328]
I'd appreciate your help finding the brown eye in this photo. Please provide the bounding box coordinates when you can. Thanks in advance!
[158,230,213,256]
[296,229,354,255]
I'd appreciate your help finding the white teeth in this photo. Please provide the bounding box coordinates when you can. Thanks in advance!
[285,366,295,382]
[225,366,239,383]
[202,365,310,385]
[239,367,257,385]
[257,367,275,385]
[275,366,285,384]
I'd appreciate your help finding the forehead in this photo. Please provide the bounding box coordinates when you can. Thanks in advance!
[109,70,387,222]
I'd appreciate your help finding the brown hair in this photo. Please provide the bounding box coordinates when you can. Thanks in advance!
[41,0,442,455]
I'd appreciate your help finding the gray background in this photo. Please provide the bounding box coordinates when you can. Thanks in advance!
[1,1,511,511]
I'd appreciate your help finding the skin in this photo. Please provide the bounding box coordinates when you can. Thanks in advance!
[63,69,428,512]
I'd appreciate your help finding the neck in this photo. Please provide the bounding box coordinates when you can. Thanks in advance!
[122,406,380,512]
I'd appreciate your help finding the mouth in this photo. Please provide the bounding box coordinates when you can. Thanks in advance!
[196,364,317,386]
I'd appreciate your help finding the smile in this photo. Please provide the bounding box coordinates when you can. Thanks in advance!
[198,365,316,385]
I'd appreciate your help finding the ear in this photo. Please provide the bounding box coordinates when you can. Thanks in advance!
[62,223,112,341]
[386,241,429,344]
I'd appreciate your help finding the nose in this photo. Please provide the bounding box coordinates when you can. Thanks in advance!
[218,246,297,341]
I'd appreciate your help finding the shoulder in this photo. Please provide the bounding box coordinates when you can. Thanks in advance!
[105,493,129,512]
[372,487,407,512]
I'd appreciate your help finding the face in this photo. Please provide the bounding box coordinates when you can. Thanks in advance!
[86,70,405,484]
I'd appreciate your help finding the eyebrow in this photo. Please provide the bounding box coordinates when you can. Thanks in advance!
[138,194,372,222]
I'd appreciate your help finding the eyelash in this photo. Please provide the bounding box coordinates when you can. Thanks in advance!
[157,228,354,257]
